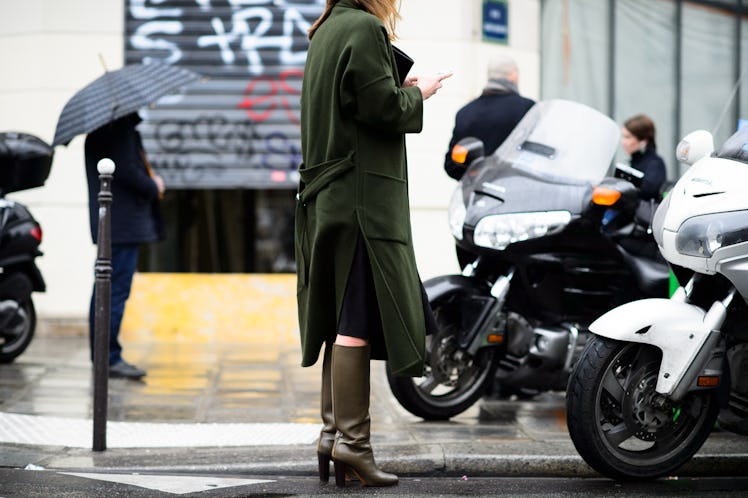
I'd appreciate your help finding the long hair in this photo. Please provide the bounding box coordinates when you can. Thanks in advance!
[308,0,400,40]
[624,114,657,150]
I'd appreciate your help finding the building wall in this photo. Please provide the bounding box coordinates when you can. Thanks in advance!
[401,0,540,280]
[0,0,125,317]
[0,0,540,319]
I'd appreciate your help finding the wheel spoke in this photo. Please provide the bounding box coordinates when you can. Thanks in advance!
[602,372,625,401]
[604,421,636,447]
[628,345,657,374]
[418,374,441,394]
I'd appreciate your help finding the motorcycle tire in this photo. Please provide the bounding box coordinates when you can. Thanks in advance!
[386,303,497,420]
[566,335,718,480]
[0,299,36,363]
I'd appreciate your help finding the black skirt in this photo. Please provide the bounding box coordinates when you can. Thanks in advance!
[338,234,439,341]
[338,234,382,340]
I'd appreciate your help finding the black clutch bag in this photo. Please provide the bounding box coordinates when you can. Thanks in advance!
[392,45,414,85]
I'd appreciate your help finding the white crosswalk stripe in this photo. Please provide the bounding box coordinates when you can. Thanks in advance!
[60,472,274,495]
[0,413,319,448]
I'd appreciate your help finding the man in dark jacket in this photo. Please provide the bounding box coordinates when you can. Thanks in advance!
[444,55,535,179]
[85,112,164,379]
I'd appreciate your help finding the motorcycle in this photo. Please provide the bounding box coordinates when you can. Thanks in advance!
[566,126,748,480]
[387,100,670,420]
[0,132,51,363]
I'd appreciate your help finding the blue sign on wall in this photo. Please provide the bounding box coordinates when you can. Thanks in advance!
[483,0,508,44]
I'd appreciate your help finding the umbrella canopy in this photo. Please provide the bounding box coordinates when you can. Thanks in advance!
[52,63,200,147]
[0,132,53,194]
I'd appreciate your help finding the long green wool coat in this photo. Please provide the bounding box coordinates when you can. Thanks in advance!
[295,0,426,377]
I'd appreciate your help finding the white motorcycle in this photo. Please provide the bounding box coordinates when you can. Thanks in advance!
[566,126,748,479]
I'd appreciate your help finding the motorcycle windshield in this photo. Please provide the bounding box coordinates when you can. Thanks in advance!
[715,126,748,164]
[483,100,620,186]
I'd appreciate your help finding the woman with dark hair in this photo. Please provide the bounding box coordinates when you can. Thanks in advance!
[296,0,450,488]
[621,114,667,200]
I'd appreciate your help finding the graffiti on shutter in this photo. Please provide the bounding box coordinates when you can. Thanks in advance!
[125,0,324,189]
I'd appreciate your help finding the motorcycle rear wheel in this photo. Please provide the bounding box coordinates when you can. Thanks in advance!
[566,335,718,480]
[386,303,497,420]
[0,299,36,363]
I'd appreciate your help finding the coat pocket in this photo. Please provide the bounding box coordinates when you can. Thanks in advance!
[362,170,409,244]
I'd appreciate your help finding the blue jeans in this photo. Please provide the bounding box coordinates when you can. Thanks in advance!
[89,243,139,365]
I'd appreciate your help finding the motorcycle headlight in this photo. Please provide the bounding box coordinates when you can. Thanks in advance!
[473,211,572,250]
[676,210,748,257]
[448,187,466,240]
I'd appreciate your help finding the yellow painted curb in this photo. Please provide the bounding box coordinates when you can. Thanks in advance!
[120,273,299,345]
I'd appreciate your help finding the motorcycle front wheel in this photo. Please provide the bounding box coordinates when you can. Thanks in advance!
[566,335,718,480]
[386,303,497,420]
[0,299,36,363]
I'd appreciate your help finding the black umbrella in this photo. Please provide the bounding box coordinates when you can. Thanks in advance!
[52,63,201,147]
[0,132,53,194]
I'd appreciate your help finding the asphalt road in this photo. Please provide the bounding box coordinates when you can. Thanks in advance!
[1,469,748,497]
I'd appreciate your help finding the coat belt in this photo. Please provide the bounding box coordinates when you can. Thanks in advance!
[296,153,355,206]
[295,154,355,288]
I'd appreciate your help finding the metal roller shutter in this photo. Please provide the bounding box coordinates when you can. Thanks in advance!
[125,0,324,189]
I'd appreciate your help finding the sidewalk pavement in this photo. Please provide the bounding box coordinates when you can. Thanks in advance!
[2,330,748,480]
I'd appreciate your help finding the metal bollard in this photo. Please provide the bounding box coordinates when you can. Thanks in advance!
[92,157,115,452]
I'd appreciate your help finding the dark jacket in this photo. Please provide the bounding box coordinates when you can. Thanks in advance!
[85,114,163,245]
[444,91,534,179]
[296,0,426,376]
[630,146,666,200]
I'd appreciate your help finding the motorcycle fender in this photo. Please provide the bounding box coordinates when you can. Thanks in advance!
[422,274,488,303]
[27,262,45,292]
[423,274,500,350]
[588,298,713,396]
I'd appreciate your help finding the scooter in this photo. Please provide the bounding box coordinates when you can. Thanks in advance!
[386,100,670,420]
[0,132,51,363]
[565,126,748,480]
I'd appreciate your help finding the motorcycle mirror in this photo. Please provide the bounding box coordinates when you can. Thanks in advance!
[676,130,714,166]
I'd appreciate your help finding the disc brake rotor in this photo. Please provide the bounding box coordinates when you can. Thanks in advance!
[621,368,671,441]
[428,327,469,387]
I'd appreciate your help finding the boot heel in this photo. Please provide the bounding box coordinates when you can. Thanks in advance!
[318,452,331,482]
[334,460,347,487]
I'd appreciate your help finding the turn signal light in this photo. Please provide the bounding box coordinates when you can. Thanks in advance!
[452,144,469,164]
[592,187,622,206]
[697,376,719,387]
[487,334,504,344]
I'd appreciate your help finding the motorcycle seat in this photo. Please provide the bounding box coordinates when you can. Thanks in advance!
[616,244,670,297]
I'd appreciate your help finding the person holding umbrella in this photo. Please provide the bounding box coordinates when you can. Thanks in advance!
[84,112,164,379]
[52,63,199,379]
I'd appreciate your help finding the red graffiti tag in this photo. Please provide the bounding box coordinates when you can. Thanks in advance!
[237,68,304,124]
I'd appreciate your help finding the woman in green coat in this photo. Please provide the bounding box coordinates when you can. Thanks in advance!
[296,0,451,488]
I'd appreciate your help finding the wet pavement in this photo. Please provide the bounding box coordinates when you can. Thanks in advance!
[2,328,748,484]
[0,334,316,424]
